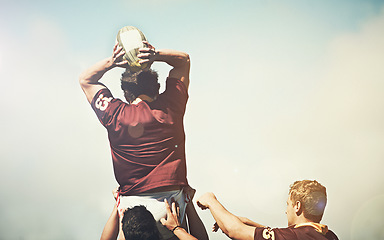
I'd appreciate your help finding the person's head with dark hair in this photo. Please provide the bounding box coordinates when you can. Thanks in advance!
[122,205,161,240]
[286,180,327,226]
[121,69,160,103]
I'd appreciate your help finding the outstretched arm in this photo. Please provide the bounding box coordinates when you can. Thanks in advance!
[138,42,190,89]
[160,199,198,240]
[100,203,119,240]
[197,193,257,240]
[79,43,128,103]
[100,188,120,240]
[237,216,265,228]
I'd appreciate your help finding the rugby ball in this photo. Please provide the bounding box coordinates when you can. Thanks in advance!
[116,26,148,72]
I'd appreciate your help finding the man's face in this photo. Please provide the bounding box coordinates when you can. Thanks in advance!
[285,194,296,226]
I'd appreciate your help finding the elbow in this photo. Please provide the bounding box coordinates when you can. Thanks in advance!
[224,224,246,240]
[78,73,87,88]
[184,54,190,64]
[176,53,190,66]
[225,226,239,239]
[181,54,190,68]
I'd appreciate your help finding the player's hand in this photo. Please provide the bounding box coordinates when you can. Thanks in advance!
[112,42,129,68]
[137,41,156,68]
[213,222,219,232]
[160,199,181,231]
[196,192,216,210]
[112,187,119,200]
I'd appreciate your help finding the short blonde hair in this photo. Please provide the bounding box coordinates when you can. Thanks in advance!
[289,180,327,223]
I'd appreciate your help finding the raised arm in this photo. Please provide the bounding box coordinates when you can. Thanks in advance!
[79,43,128,103]
[197,193,257,240]
[100,188,120,240]
[100,203,119,240]
[237,216,265,228]
[138,42,190,89]
[213,216,265,233]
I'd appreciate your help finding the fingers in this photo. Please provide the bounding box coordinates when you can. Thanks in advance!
[142,41,154,49]
[171,202,177,216]
[196,201,207,210]
[113,45,126,64]
[111,44,129,67]
[138,41,155,58]
[116,50,125,60]
[160,217,166,225]
[137,50,155,60]
[164,199,172,213]
[115,59,129,66]
[112,187,119,200]
[138,47,154,53]
[113,44,123,55]
[113,42,119,52]
[162,199,181,231]
[138,59,150,64]
[137,42,155,67]
[212,222,219,232]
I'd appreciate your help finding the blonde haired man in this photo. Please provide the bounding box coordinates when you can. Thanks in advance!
[197,180,338,240]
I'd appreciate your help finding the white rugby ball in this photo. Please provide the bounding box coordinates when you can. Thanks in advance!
[116,26,148,72]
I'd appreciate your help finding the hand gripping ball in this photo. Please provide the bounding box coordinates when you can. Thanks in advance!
[116,26,148,72]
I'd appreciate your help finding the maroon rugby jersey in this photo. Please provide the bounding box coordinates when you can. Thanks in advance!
[254,224,339,240]
[91,78,189,196]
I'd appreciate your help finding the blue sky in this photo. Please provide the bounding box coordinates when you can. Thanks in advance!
[1,0,384,239]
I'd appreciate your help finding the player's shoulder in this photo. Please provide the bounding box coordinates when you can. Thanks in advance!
[166,77,183,85]
[325,229,339,240]
[92,88,127,113]
[164,77,188,94]
[255,226,335,240]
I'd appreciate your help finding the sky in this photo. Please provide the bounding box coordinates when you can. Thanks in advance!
[1,0,384,239]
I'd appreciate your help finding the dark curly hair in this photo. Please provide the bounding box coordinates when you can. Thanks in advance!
[122,205,161,240]
[121,69,160,103]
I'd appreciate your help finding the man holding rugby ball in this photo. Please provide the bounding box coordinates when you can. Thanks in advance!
[79,40,207,240]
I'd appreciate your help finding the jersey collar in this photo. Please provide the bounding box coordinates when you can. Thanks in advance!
[294,222,328,235]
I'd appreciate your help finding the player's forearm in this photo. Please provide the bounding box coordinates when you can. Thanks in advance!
[100,203,119,240]
[79,57,114,87]
[237,216,265,228]
[154,49,190,68]
[207,200,255,240]
[208,200,242,237]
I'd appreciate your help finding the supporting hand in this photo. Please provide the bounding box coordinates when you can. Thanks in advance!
[160,199,180,231]
[196,192,217,210]
[160,199,198,240]
[213,222,220,232]
[137,41,157,69]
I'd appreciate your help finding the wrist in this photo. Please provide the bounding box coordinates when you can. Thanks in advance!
[205,194,217,207]
[171,225,182,233]
[152,49,160,61]
[105,57,116,70]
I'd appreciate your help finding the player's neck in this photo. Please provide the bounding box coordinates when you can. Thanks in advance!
[138,94,155,102]
[294,216,316,226]
[294,221,328,235]
[130,95,155,105]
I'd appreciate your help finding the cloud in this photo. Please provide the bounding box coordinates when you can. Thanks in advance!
[186,6,384,239]
[1,3,384,240]
[256,7,384,237]
[0,16,116,240]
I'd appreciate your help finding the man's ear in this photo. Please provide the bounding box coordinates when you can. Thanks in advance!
[295,201,303,216]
